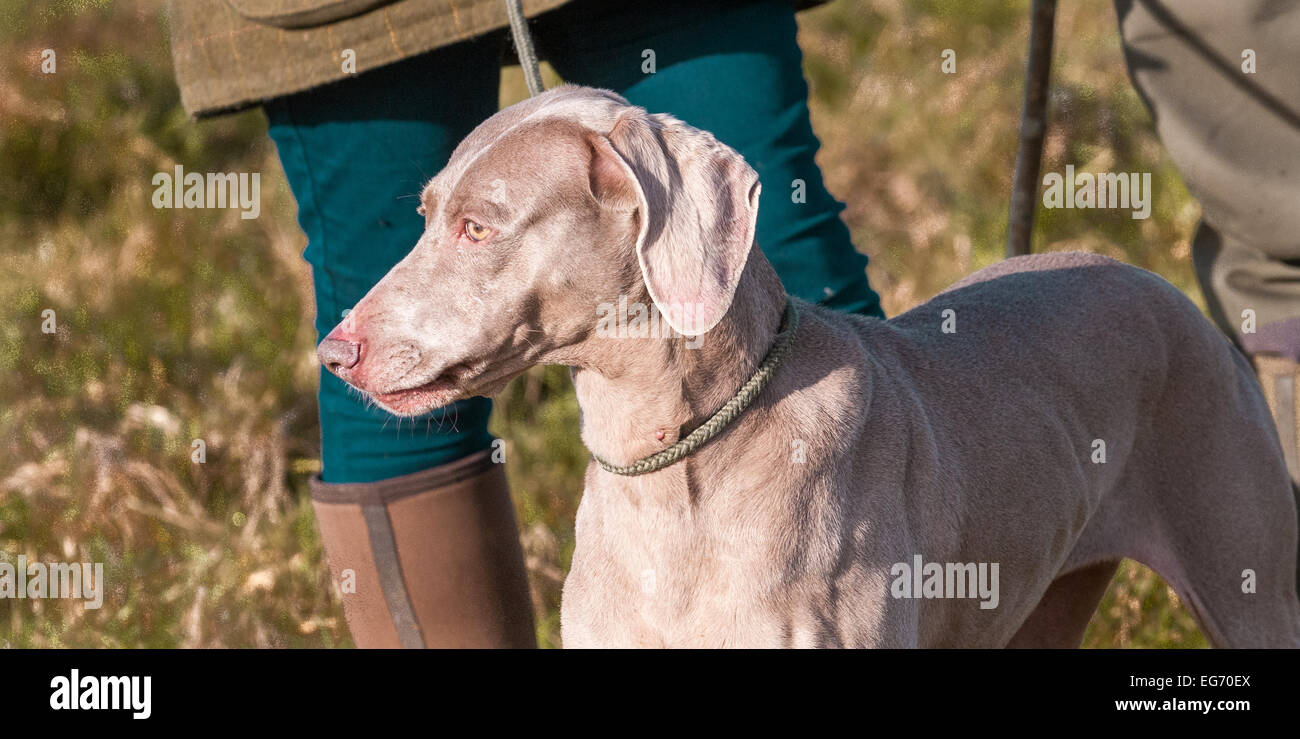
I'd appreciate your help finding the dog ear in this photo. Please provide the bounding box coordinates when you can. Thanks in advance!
[603,111,760,336]
[585,133,642,213]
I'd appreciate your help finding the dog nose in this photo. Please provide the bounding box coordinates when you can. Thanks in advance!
[318,337,361,372]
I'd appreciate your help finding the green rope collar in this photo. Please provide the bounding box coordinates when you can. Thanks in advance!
[592,299,800,476]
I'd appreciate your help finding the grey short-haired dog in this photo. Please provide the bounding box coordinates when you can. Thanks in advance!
[318,86,1300,647]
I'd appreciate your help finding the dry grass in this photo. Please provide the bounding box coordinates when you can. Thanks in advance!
[1,0,1207,648]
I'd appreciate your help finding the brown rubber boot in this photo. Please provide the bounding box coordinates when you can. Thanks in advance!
[309,450,536,648]
[1253,354,1300,486]
[1253,354,1300,595]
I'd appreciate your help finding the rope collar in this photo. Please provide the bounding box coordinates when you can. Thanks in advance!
[592,299,800,476]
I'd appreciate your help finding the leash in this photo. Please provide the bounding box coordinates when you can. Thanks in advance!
[505,0,545,97]
[592,299,801,476]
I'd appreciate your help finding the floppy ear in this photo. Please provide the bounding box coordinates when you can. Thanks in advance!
[599,111,761,336]
[585,132,644,214]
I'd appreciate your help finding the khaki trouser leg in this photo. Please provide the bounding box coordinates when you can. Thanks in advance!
[1116,0,1300,341]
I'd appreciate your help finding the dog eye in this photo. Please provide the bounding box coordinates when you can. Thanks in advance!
[463,219,492,242]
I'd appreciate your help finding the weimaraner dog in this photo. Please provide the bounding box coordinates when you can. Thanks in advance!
[318,85,1300,648]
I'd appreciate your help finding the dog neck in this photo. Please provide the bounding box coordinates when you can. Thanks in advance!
[570,248,787,471]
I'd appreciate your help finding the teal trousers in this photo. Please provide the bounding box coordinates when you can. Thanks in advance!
[267,0,882,483]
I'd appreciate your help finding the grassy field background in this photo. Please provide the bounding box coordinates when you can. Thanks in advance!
[1,0,1206,648]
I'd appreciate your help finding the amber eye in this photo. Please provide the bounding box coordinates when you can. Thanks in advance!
[463,219,492,242]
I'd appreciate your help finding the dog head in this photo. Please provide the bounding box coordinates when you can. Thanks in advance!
[318,85,761,416]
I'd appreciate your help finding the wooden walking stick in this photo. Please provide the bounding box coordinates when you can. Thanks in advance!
[1006,0,1058,258]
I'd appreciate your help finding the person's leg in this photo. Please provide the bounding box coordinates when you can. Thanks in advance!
[1116,0,1300,482]
[1116,0,1300,340]
[534,0,883,318]
[266,35,534,647]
